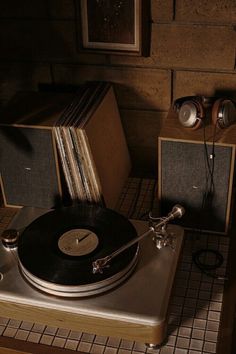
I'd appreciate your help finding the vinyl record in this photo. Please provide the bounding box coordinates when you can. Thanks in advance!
[17,204,139,297]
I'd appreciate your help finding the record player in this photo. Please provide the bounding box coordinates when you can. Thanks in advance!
[0,204,184,347]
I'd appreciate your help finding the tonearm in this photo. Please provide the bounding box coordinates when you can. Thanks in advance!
[92,205,185,274]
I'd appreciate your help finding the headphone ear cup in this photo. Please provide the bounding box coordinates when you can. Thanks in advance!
[178,99,205,130]
[212,98,236,129]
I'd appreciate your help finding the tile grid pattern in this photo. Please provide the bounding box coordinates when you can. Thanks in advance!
[0,178,228,354]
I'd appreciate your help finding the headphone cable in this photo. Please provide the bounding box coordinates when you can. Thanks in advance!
[192,248,227,280]
[192,121,227,280]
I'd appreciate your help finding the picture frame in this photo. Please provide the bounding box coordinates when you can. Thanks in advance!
[79,0,150,56]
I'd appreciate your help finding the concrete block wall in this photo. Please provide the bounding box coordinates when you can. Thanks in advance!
[0,0,236,176]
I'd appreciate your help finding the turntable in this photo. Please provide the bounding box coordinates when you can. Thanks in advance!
[0,204,184,347]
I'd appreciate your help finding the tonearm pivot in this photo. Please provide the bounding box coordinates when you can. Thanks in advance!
[92,205,185,274]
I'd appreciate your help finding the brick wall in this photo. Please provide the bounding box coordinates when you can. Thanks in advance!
[0,0,236,176]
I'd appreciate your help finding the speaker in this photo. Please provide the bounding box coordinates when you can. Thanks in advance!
[0,125,63,209]
[0,91,74,208]
[158,109,236,234]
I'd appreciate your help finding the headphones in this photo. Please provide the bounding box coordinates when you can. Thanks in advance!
[173,96,236,130]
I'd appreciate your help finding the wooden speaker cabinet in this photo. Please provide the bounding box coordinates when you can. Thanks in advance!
[0,125,63,209]
[0,93,72,209]
[158,108,236,234]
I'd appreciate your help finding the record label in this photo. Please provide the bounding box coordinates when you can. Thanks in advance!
[58,229,99,256]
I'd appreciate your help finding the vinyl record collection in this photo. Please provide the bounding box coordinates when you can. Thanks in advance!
[54,82,115,205]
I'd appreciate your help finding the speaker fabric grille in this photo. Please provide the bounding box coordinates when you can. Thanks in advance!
[0,126,60,208]
[160,140,233,233]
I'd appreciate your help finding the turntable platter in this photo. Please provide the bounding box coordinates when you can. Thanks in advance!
[17,204,139,297]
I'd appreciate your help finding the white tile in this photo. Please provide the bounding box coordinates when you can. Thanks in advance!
[133,342,147,352]
[94,335,108,345]
[180,262,191,271]
[195,309,208,320]
[146,348,160,354]
[117,349,131,354]
[205,330,218,342]
[203,341,217,353]
[201,275,213,283]
[168,315,181,326]
[44,325,58,335]
[171,296,185,306]
[159,346,174,354]
[32,323,45,333]
[52,336,66,348]
[20,321,33,331]
[178,326,192,338]
[15,329,29,341]
[91,343,105,354]
[193,319,206,329]
[0,317,9,326]
[40,334,54,346]
[107,337,121,348]
[180,317,194,328]
[104,346,118,354]
[208,311,221,321]
[191,329,205,340]
[82,332,96,342]
[68,329,82,340]
[199,291,211,300]
[196,300,209,310]
[212,292,223,302]
[170,304,183,315]
[0,326,5,335]
[78,341,92,352]
[200,282,212,291]
[189,338,203,351]
[120,339,134,350]
[184,298,197,308]
[187,288,198,298]
[8,319,21,328]
[27,332,42,343]
[167,324,178,336]
[212,283,224,292]
[174,349,188,354]
[182,307,195,316]
[174,287,187,297]
[206,321,220,332]
[3,327,17,337]
[65,339,79,350]
[176,337,190,349]
[57,327,70,338]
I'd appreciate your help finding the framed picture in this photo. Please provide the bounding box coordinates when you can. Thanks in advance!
[79,0,150,56]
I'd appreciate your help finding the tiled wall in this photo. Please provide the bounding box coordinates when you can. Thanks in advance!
[0,0,236,175]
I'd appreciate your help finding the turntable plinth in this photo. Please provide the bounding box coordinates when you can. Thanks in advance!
[0,207,184,345]
[0,301,166,344]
